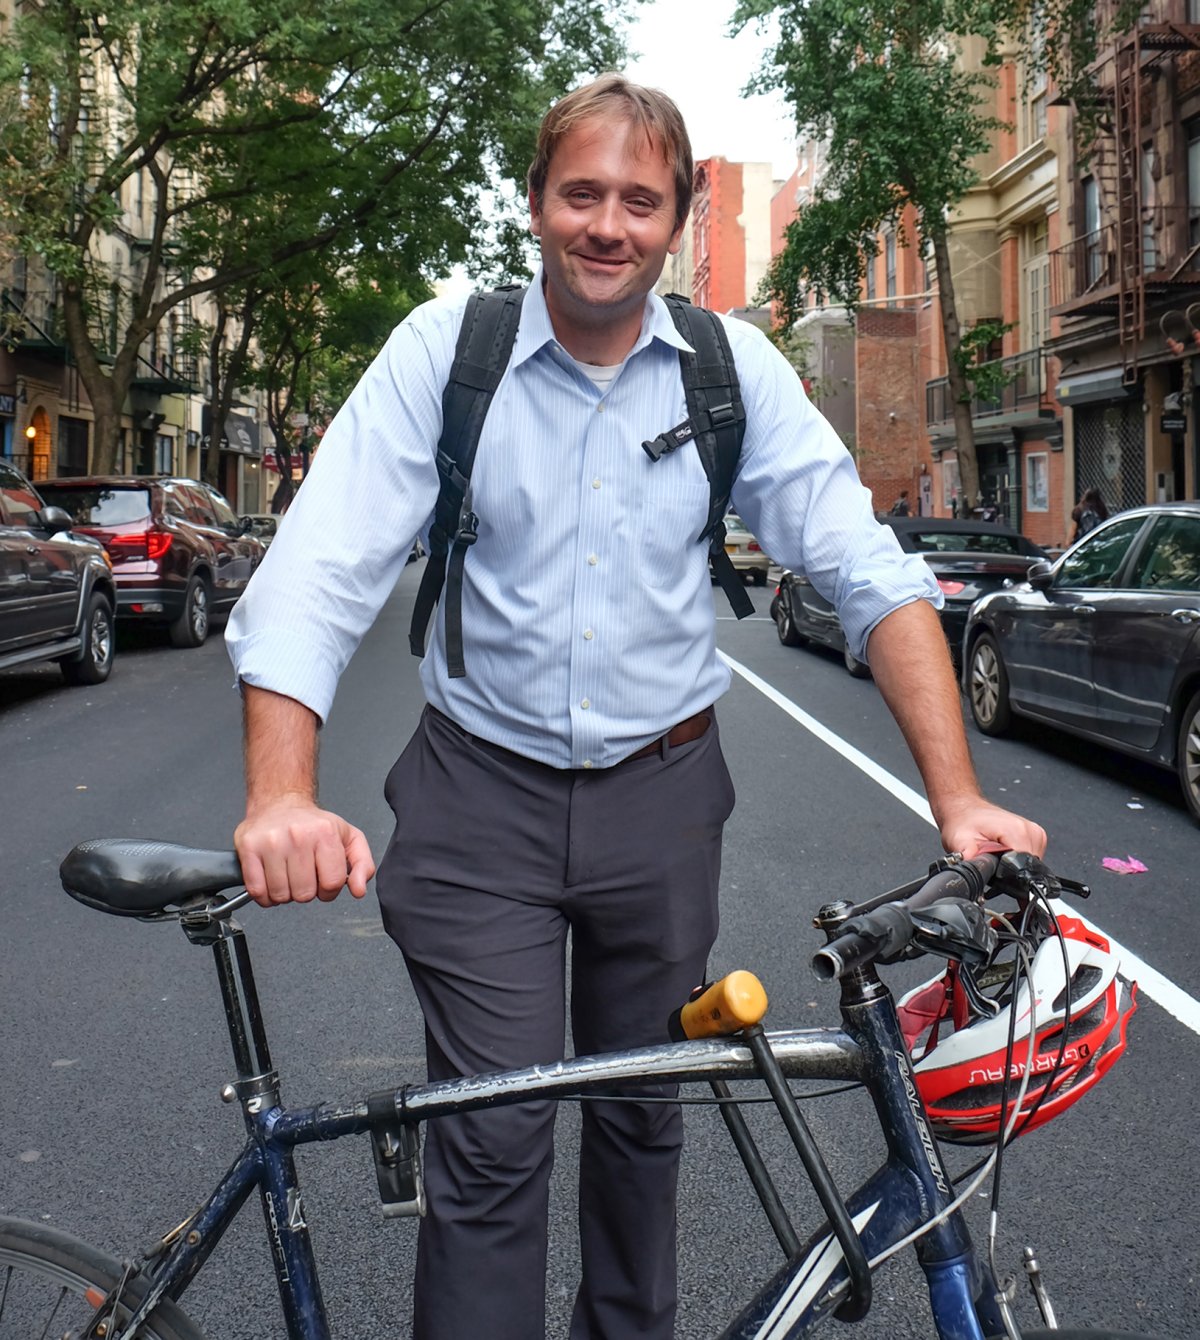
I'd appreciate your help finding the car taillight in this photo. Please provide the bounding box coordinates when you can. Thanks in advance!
[937,578,967,596]
[107,531,173,561]
[748,541,762,552]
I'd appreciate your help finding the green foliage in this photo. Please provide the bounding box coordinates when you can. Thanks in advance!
[953,318,1015,403]
[0,0,633,465]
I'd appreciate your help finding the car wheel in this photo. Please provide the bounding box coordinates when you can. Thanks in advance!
[968,633,1012,735]
[61,592,114,686]
[843,642,871,679]
[753,569,768,587]
[774,589,804,647]
[169,576,210,648]
[1176,690,1200,824]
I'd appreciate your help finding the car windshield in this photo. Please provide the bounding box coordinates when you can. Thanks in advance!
[726,516,751,534]
[905,529,1025,555]
[39,486,151,526]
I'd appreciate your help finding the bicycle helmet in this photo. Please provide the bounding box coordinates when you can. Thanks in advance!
[896,914,1137,1145]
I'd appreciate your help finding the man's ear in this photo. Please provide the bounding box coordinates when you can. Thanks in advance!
[529,189,542,238]
[668,220,686,256]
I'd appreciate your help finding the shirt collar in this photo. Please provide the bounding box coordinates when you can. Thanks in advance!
[510,267,696,369]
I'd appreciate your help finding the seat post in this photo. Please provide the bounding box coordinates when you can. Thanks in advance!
[210,918,276,1091]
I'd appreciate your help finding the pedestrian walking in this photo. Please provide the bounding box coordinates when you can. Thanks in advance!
[1071,486,1108,543]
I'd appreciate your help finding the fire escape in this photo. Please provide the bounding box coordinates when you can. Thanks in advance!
[1050,13,1200,381]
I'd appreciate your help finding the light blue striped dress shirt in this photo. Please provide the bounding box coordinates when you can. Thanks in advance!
[226,269,940,768]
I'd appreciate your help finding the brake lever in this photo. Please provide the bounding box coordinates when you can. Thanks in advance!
[990,850,1090,902]
[909,899,998,969]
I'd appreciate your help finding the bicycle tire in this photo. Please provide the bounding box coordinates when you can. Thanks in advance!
[0,1215,207,1340]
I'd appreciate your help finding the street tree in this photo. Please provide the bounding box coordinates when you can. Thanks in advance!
[734,0,1140,510]
[0,0,629,474]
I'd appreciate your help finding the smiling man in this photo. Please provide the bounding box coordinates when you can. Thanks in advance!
[227,74,1044,1340]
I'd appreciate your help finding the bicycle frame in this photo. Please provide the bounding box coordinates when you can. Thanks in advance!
[98,913,1008,1340]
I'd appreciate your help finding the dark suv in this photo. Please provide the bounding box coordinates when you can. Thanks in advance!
[0,460,117,684]
[36,476,266,648]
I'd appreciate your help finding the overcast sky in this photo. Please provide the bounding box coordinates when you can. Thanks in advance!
[621,0,799,179]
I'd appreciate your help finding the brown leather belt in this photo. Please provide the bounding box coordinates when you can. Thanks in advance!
[625,709,712,763]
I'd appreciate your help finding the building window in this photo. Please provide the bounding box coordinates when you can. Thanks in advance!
[1141,143,1157,271]
[155,433,173,474]
[885,232,897,306]
[57,416,90,477]
[1082,176,1103,286]
[1026,452,1049,512]
[1188,119,1200,248]
[865,252,876,302]
[1022,219,1050,352]
[1189,0,1200,23]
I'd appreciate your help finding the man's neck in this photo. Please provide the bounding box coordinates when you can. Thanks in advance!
[542,286,646,365]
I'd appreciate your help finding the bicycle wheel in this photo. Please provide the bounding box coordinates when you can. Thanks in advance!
[0,1216,207,1340]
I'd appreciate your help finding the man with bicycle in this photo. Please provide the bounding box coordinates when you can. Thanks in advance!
[227,74,1045,1340]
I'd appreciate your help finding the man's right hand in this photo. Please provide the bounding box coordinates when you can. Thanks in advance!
[235,798,376,908]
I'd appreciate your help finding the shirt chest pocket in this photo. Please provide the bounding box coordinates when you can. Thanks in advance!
[636,450,712,589]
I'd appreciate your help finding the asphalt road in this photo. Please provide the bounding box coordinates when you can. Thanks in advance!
[2,562,1197,1339]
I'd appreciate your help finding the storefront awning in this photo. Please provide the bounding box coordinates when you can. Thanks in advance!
[1055,369,1135,407]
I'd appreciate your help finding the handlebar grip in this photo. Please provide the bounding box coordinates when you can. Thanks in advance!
[811,932,875,981]
[668,971,768,1041]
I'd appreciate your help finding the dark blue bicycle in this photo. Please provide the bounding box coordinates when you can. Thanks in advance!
[0,841,1157,1339]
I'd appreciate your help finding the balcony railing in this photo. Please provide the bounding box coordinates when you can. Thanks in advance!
[1050,206,1200,313]
[925,348,1045,428]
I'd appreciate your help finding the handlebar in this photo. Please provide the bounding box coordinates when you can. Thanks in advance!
[812,852,1002,981]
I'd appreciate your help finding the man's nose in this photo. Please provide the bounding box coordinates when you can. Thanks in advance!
[587,195,626,243]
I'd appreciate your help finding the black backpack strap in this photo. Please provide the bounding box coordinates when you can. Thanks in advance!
[408,285,526,677]
[648,296,754,619]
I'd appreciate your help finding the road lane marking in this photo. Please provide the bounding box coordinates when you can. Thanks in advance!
[720,650,1200,1039]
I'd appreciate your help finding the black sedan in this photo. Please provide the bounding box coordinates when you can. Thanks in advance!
[770,517,1048,678]
[963,502,1200,823]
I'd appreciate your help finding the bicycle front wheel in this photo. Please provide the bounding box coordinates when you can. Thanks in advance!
[0,1215,207,1340]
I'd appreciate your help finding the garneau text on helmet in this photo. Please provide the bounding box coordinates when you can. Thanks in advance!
[969,1043,1091,1088]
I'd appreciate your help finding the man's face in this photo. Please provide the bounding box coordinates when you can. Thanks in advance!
[529,115,685,337]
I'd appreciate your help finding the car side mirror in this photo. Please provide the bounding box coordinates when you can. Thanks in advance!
[239,515,254,534]
[1026,559,1054,590]
[38,505,74,533]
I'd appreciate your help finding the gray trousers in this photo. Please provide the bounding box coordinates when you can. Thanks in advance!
[376,705,734,1340]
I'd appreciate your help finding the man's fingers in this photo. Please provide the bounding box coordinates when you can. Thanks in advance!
[343,825,376,899]
[238,848,272,909]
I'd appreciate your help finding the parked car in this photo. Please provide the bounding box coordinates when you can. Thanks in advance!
[963,502,1200,823]
[240,512,279,548]
[716,514,771,585]
[36,476,265,648]
[770,517,1048,678]
[0,460,116,685]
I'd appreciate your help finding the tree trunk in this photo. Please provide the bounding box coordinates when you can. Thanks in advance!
[930,230,981,513]
[61,277,137,475]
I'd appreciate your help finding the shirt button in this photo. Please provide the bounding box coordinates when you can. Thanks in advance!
[581,698,590,709]
[588,554,598,566]
[597,402,605,413]
[582,760,593,769]
[592,477,601,489]
[583,629,594,640]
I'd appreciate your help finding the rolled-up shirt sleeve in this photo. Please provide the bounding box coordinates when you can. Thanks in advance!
[725,320,941,662]
[225,297,461,722]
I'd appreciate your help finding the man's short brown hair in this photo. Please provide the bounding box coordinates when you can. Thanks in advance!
[527,73,693,231]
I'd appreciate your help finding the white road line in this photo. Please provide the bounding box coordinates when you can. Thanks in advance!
[720,649,1200,1039]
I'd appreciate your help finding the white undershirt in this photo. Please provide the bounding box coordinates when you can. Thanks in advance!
[569,356,624,392]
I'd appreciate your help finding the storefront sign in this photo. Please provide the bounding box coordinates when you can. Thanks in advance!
[0,394,15,416]
[1160,413,1187,435]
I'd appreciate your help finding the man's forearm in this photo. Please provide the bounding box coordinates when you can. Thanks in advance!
[866,600,980,825]
[242,683,321,815]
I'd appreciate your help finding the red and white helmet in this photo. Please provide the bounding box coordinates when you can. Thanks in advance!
[896,914,1137,1145]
